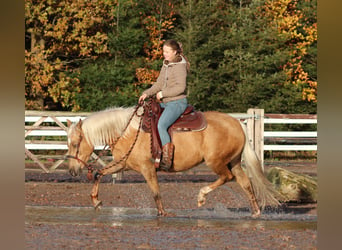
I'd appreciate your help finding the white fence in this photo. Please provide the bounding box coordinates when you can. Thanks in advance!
[25,110,317,173]
[263,113,317,151]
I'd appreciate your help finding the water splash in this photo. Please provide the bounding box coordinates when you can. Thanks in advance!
[25,205,316,230]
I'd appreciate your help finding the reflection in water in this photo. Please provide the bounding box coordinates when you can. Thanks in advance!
[25,205,316,230]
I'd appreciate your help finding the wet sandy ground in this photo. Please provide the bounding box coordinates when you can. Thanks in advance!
[25,162,317,249]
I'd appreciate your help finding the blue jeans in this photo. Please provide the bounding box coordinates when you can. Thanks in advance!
[158,98,188,146]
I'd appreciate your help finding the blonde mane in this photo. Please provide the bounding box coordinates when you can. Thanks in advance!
[80,106,142,146]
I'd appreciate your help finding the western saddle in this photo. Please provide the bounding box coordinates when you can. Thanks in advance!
[142,98,207,168]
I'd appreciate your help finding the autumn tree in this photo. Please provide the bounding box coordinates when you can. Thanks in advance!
[74,0,145,111]
[73,0,177,111]
[175,0,287,112]
[174,0,316,113]
[262,0,317,103]
[25,0,316,113]
[135,0,176,87]
[25,0,117,110]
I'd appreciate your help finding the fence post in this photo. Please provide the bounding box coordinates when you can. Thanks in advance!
[247,109,264,171]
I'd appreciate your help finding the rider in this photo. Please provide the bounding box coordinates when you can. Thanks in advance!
[139,39,190,171]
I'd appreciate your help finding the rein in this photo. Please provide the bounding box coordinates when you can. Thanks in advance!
[66,104,144,181]
[65,145,108,176]
[94,105,144,180]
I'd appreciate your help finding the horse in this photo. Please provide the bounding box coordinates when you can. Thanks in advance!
[66,104,282,218]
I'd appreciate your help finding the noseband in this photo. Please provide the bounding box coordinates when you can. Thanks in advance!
[64,154,89,167]
[65,127,96,180]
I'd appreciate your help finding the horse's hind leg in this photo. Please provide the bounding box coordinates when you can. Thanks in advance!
[197,162,234,207]
[231,159,260,217]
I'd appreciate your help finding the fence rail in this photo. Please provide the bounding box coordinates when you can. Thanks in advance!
[25,110,317,174]
[263,113,317,151]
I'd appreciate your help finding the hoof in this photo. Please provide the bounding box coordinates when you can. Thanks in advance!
[94,200,103,210]
[157,210,167,217]
[197,200,205,207]
[251,210,261,218]
[162,212,176,217]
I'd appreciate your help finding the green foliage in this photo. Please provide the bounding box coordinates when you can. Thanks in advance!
[25,0,317,114]
[179,0,316,114]
[74,59,140,111]
[74,0,147,111]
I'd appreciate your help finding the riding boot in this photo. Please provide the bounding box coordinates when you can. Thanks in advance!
[160,143,174,171]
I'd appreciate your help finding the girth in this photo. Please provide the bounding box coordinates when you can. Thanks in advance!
[142,98,207,168]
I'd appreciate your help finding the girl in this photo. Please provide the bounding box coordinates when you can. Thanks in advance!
[139,39,190,171]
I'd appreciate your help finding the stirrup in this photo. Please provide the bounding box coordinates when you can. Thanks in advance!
[159,162,172,172]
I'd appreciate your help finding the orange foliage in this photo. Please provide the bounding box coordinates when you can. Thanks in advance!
[263,0,317,102]
[135,1,176,85]
[25,0,117,110]
[135,68,160,85]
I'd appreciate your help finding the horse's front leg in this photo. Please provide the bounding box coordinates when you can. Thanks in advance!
[140,166,167,216]
[90,161,126,210]
[155,194,167,216]
[90,172,103,210]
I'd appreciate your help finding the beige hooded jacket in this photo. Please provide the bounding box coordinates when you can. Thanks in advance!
[142,56,187,103]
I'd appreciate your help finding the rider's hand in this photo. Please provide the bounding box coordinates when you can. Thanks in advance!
[139,94,147,104]
[156,91,163,101]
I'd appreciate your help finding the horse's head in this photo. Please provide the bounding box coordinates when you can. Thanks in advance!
[66,119,94,177]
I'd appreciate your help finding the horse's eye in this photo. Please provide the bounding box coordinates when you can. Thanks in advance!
[72,143,78,148]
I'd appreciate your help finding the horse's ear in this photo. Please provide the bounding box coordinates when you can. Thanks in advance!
[67,119,72,127]
[77,119,83,128]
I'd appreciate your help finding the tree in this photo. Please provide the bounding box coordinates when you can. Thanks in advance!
[174,0,316,113]
[135,0,176,87]
[74,0,146,110]
[25,0,316,113]
[263,0,317,103]
[74,59,138,111]
[73,0,177,110]
[220,0,295,113]
[175,0,288,112]
[175,0,234,111]
[25,0,117,110]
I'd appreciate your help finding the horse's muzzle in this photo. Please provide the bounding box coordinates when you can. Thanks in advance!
[69,168,82,177]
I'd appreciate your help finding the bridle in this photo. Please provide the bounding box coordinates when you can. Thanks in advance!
[64,127,97,176]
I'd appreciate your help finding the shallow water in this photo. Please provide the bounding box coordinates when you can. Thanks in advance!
[25,205,316,230]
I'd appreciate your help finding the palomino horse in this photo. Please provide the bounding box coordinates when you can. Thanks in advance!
[66,104,282,217]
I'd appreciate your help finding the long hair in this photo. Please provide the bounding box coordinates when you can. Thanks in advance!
[163,39,190,72]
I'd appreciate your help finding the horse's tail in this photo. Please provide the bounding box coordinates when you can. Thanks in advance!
[239,122,283,209]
